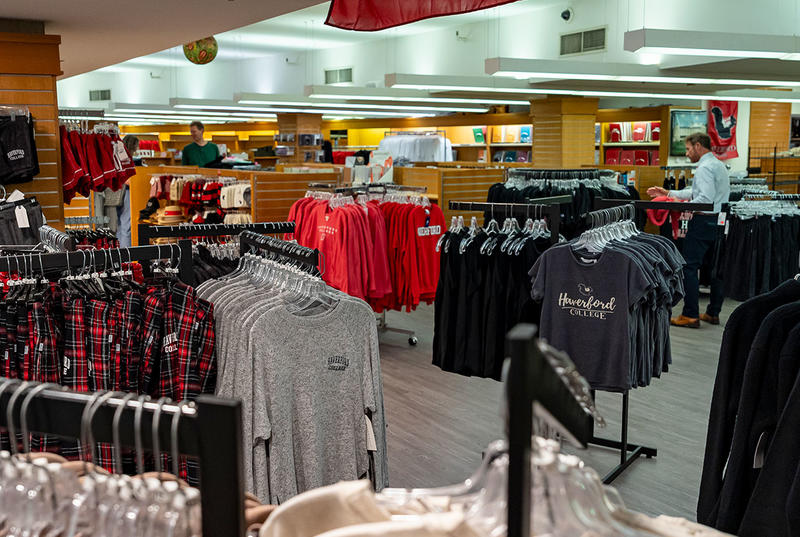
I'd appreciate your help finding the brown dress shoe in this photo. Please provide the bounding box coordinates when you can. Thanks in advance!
[670,315,700,328]
[700,313,720,325]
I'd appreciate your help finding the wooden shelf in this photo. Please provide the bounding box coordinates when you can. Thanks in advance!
[602,142,661,147]
[452,144,487,148]
[254,156,279,160]
[489,142,531,147]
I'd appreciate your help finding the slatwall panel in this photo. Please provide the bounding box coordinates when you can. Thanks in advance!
[749,102,791,167]
[0,34,63,228]
[441,168,504,223]
[393,167,442,201]
[253,171,340,222]
[531,113,563,168]
[561,115,596,167]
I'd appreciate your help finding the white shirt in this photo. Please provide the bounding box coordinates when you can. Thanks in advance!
[669,152,730,213]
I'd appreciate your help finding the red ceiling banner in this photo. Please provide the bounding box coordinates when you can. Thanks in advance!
[326,0,520,31]
[707,100,739,160]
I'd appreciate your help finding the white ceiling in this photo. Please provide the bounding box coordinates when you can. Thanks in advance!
[109,0,562,71]
[2,0,323,77]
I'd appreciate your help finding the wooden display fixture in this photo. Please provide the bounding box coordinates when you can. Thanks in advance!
[531,97,598,168]
[0,32,64,227]
[276,113,322,165]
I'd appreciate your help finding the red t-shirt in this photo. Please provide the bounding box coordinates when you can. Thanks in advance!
[410,203,445,303]
[315,206,350,295]
[366,203,392,300]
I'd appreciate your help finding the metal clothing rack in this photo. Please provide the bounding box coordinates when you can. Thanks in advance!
[741,192,800,201]
[64,215,110,228]
[0,383,243,537]
[384,129,445,137]
[505,324,593,537]
[448,194,572,246]
[593,198,715,213]
[0,240,194,285]
[137,221,295,246]
[581,200,714,483]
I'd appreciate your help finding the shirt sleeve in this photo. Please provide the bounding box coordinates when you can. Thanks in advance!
[670,164,715,204]
[181,145,190,165]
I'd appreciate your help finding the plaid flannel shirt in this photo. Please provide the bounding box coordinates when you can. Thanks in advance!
[59,294,90,461]
[29,299,61,453]
[139,289,164,396]
[122,291,144,393]
[189,297,217,398]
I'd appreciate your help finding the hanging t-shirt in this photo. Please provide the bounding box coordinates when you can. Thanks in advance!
[530,244,650,391]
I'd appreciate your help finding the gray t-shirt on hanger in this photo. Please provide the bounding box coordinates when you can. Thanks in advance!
[530,244,650,392]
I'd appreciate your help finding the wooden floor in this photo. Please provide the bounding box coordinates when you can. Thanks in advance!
[378,296,729,520]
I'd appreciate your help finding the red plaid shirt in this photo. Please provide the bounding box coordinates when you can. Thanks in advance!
[190,298,216,398]
[29,299,61,453]
[139,290,164,395]
[121,291,144,393]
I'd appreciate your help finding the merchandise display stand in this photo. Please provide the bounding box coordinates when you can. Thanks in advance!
[581,201,709,484]
[505,324,593,537]
[137,221,295,246]
[0,240,194,285]
[0,383,244,537]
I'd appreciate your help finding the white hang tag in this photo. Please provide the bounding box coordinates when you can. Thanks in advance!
[15,206,29,229]
[717,212,727,227]
[7,190,24,203]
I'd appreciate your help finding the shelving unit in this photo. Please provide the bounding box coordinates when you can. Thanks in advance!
[593,106,672,167]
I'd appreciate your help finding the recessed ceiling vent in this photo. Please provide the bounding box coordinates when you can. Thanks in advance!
[89,89,111,101]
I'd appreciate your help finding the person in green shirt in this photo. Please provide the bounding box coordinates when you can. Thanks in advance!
[181,120,220,166]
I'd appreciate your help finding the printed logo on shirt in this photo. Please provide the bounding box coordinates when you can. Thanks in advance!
[317,224,339,237]
[558,284,617,320]
[163,332,178,353]
[6,149,24,161]
[63,356,71,376]
[417,225,442,237]
[326,355,350,371]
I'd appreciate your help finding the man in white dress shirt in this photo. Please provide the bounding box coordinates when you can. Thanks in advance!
[647,132,730,328]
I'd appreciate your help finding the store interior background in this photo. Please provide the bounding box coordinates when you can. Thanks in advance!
[4,0,800,524]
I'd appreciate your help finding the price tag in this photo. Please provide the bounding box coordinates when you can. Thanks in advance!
[15,206,29,229]
[717,212,727,226]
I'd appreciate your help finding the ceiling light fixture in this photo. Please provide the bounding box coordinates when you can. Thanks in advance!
[302,85,529,105]
[486,57,800,88]
[623,28,800,60]
[387,73,800,103]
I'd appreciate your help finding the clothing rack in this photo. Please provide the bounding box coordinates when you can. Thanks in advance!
[0,240,193,285]
[384,129,445,137]
[137,221,295,246]
[505,324,593,537]
[239,229,322,273]
[741,192,800,201]
[593,199,715,212]
[38,224,74,252]
[581,202,686,483]
[448,195,572,245]
[65,215,110,228]
[0,383,244,537]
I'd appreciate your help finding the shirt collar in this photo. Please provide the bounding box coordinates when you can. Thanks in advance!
[699,152,716,164]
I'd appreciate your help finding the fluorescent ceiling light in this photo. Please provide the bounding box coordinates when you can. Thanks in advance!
[231,94,486,113]
[486,57,800,88]
[387,73,800,103]
[303,85,529,105]
[624,28,800,60]
[171,99,444,117]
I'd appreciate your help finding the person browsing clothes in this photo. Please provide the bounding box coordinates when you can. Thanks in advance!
[647,132,730,328]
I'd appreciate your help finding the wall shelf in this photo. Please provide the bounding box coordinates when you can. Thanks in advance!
[603,142,661,147]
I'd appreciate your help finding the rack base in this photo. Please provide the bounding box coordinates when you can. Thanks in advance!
[376,311,418,346]
[589,390,658,484]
